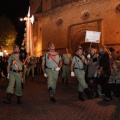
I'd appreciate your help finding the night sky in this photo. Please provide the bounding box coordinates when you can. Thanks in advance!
[0,0,30,46]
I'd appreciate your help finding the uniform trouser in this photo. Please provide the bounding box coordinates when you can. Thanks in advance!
[6,71,22,96]
[27,65,35,77]
[62,65,70,79]
[74,69,88,92]
[46,68,59,94]
[23,66,27,84]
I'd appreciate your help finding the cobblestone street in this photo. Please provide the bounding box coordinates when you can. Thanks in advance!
[0,75,120,120]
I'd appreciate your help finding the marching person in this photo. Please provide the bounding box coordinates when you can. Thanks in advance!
[42,42,62,103]
[19,50,27,88]
[3,44,23,104]
[26,54,37,81]
[71,47,91,101]
[19,40,28,86]
[61,48,72,84]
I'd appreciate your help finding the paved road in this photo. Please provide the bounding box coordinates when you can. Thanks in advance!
[0,75,120,120]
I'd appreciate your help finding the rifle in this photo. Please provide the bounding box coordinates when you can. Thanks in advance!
[75,55,87,70]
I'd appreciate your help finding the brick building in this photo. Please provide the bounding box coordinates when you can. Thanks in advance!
[30,0,120,56]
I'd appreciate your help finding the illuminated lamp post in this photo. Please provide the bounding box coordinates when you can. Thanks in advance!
[20,7,34,55]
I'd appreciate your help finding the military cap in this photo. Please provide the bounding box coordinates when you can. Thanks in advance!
[76,45,83,51]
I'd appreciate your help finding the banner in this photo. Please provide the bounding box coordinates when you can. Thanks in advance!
[26,7,34,55]
[85,30,101,43]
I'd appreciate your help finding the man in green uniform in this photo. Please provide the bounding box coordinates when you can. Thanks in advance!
[61,48,72,84]
[42,42,62,103]
[3,44,23,104]
[71,47,91,101]
[27,55,37,81]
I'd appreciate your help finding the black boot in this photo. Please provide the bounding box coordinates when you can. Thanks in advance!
[3,93,11,104]
[17,96,22,105]
[95,91,99,98]
[66,79,68,84]
[50,97,56,103]
[79,92,85,101]
[84,88,92,99]
[22,83,24,89]
[31,77,34,81]
[62,78,64,83]
[49,87,56,103]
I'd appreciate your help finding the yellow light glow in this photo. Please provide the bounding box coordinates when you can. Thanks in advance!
[4,50,7,53]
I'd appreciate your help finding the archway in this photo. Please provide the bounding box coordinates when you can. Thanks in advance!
[71,29,98,54]
[68,19,102,54]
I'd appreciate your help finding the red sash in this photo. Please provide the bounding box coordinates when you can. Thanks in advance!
[47,53,59,66]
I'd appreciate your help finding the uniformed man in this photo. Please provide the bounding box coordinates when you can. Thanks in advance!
[19,49,27,88]
[3,44,23,104]
[71,47,91,101]
[42,42,62,103]
[61,48,72,84]
[19,40,27,86]
[26,54,37,81]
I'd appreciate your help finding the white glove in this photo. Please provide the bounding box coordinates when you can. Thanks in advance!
[55,67,60,71]
[71,72,75,77]
[7,74,9,79]
[44,73,47,77]
[87,54,91,59]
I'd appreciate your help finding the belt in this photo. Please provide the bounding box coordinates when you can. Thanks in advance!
[63,64,69,66]
[12,70,22,73]
[29,64,34,66]
[74,68,84,70]
[46,67,55,71]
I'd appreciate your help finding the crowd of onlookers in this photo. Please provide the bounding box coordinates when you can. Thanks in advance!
[84,46,120,101]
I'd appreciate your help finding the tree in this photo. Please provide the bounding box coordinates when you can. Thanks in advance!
[0,16,17,47]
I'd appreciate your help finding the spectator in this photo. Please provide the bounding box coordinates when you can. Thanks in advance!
[97,45,111,94]
[87,48,99,96]
[61,48,72,84]
[116,50,120,61]
[109,47,117,61]
[104,60,120,101]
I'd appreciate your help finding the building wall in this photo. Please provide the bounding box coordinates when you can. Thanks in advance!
[31,0,120,56]
[30,0,41,15]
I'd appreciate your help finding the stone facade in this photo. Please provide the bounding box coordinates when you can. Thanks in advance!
[30,0,120,56]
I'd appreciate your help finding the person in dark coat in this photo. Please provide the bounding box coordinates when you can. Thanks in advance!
[97,45,111,94]
[104,60,120,101]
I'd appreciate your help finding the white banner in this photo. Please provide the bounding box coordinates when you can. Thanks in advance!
[85,30,101,43]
